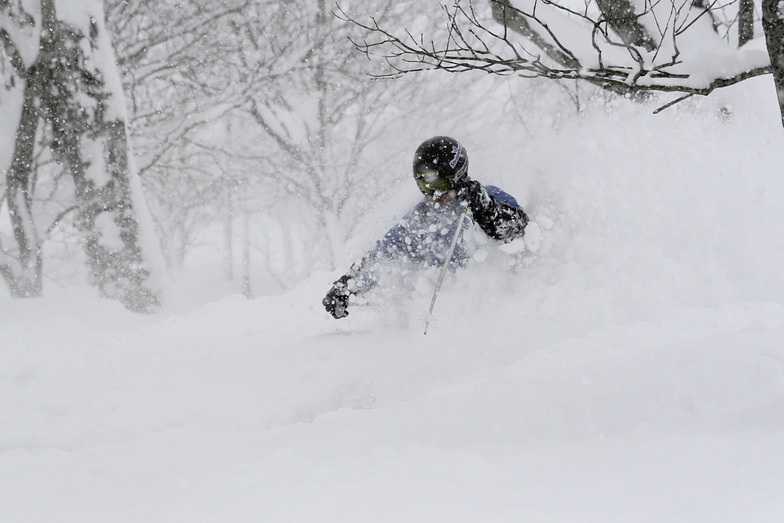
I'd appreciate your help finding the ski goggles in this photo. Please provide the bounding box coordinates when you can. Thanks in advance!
[415,170,452,196]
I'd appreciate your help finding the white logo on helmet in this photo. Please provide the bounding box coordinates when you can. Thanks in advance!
[449,144,462,169]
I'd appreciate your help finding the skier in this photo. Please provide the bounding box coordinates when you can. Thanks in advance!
[322,136,529,319]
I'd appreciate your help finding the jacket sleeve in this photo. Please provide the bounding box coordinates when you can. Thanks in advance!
[460,181,528,243]
[330,203,426,296]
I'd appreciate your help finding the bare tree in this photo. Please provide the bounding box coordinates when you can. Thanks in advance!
[107,0,422,283]
[105,0,257,269]
[240,0,417,270]
[0,0,160,310]
[339,0,776,115]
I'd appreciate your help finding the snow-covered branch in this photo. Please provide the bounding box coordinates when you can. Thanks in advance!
[339,0,773,108]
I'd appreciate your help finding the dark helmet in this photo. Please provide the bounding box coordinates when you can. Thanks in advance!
[412,136,469,196]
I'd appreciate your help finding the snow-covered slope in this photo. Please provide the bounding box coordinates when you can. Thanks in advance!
[2,84,784,521]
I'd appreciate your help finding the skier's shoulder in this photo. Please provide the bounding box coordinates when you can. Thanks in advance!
[485,185,521,209]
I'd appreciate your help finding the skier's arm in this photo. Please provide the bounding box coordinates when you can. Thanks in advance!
[323,207,423,319]
[457,180,528,243]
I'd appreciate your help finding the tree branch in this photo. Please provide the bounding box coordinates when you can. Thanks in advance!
[338,0,770,101]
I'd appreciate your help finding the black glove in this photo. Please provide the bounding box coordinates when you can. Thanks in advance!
[455,179,492,218]
[322,275,352,319]
[455,179,529,242]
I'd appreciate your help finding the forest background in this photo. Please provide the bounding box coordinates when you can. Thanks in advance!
[2,0,781,307]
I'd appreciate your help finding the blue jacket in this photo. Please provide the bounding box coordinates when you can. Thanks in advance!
[348,185,527,294]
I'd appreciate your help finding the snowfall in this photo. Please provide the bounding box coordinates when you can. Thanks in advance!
[3,77,784,522]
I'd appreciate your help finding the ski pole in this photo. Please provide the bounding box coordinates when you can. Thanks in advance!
[423,210,468,335]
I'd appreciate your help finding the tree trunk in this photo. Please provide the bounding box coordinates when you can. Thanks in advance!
[224,186,234,281]
[4,77,42,297]
[594,0,657,51]
[71,122,159,312]
[762,0,784,127]
[242,211,252,298]
[43,0,158,311]
[0,0,160,310]
[739,0,755,47]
